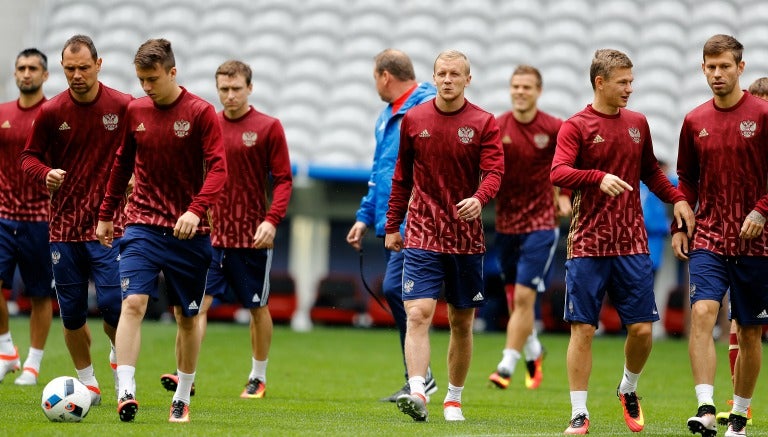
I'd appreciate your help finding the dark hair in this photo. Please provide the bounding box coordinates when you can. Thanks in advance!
[749,77,768,98]
[703,34,743,63]
[374,49,415,81]
[216,60,252,86]
[134,38,175,71]
[16,48,47,71]
[61,35,98,61]
[590,49,633,90]
[511,65,542,88]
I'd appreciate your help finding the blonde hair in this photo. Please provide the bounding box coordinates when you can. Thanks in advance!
[434,49,470,75]
[590,49,633,90]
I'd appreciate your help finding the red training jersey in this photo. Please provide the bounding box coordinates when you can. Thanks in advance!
[386,99,504,254]
[677,92,768,256]
[21,84,131,242]
[495,110,563,234]
[551,104,683,259]
[99,88,227,232]
[210,107,293,248]
[0,98,49,221]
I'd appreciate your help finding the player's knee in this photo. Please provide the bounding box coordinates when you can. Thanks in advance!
[61,313,87,331]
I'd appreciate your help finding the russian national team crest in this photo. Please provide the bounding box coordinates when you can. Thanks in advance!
[740,120,757,138]
[102,113,119,131]
[174,120,191,138]
[403,279,414,294]
[534,133,549,149]
[50,250,61,265]
[457,126,475,144]
[242,131,258,147]
[121,277,130,292]
[628,127,641,143]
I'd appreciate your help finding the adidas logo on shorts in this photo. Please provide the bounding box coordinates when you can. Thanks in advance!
[757,309,768,319]
[472,292,484,302]
[188,301,199,311]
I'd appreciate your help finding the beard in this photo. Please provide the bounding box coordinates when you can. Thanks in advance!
[18,83,42,95]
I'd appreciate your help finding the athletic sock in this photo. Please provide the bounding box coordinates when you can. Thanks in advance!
[116,365,136,398]
[570,390,589,419]
[732,394,751,416]
[524,330,543,361]
[0,332,14,355]
[619,365,640,394]
[76,364,98,387]
[497,348,521,375]
[444,383,463,405]
[173,370,195,405]
[22,347,43,372]
[694,384,715,407]
[408,376,426,397]
[249,357,267,383]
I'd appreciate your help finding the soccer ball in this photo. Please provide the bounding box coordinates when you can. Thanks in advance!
[41,376,91,422]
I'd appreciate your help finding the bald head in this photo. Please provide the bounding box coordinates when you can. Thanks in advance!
[374,49,415,82]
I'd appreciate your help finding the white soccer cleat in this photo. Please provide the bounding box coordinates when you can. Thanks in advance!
[0,347,20,382]
[443,401,465,421]
[396,393,428,422]
[86,384,102,406]
[14,368,38,385]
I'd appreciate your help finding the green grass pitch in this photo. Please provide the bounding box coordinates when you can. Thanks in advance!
[1,316,766,436]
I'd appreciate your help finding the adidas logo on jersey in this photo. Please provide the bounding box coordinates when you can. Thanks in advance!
[699,128,708,137]
[188,301,199,310]
[593,134,604,143]
[472,292,484,302]
[419,129,430,138]
[252,293,261,303]
[757,309,768,319]
[136,123,146,132]
[1,120,10,128]
[59,122,70,130]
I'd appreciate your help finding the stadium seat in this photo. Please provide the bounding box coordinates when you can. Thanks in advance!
[691,1,739,29]
[544,0,592,23]
[97,27,146,56]
[268,271,297,323]
[644,0,690,26]
[248,8,295,34]
[243,32,291,62]
[199,7,248,33]
[101,4,150,32]
[593,0,641,22]
[48,2,101,29]
[311,274,366,326]
[149,5,198,33]
[345,12,393,40]
[296,10,345,39]
[491,16,540,49]
[639,22,688,53]
[591,20,641,55]
[541,19,590,50]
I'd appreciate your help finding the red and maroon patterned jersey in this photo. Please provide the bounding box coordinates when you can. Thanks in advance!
[677,92,768,256]
[495,110,562,234]
[386,99,504,254]
[0,98,48,221]
[99,88,226,232]
[21,84,131,242]
[552,105,683,259]
[210,107,292,248]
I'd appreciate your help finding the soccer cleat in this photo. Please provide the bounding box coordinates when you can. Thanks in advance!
[381,382,410,402]
[725,413,748,436]
[525,354,544,389]
[718,400,753,426]
[117,392,139,422]
[168,399,190,423]
[14,367,38,385]
[86,384,102,406]
[160,372,196,396]
[425,374,438,397]
[687,404,717,437]
[443,401,465,421]
[564,413,590,435]
[240,378,266,399]
[0,346,20,382]
[617,389,645,432]
[396,393,428,422]
[488,370,511,389]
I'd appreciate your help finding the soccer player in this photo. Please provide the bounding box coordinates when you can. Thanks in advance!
[345,48,438,402]
[0,48,55,386]
[160,60,292,399]
[679,35,768,437]
[551,49,694,435]
[96,38,226,423]
[385,49,504,422]
[487,65,569,392]
[20,35,132,404]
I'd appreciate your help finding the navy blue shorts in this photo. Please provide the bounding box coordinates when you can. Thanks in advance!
[206,247,272,308]
[119,225,212,317]
[496,228,559,292]
[689,249,768,325]
[564,254,659,326]
[0,218,54,297]
[50,240,122,327]
[402,248,485,309]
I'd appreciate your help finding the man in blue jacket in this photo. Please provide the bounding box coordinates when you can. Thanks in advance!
[346,48,437,402]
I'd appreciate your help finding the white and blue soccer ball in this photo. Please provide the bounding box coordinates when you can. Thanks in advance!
[41,376,91,422]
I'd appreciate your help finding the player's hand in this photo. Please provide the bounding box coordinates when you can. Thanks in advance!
[556,193,572,217]
[384,232,403,252]
[456,197,481,221]
[46,169,66,192]
[740,209,766,240]
[599,173,632,197]
[173,211,201,240]
[253,221,276,249]
[346,221,368,251]
[96,220,115,248]
[671,232,689,261]
[673,200,696,238]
